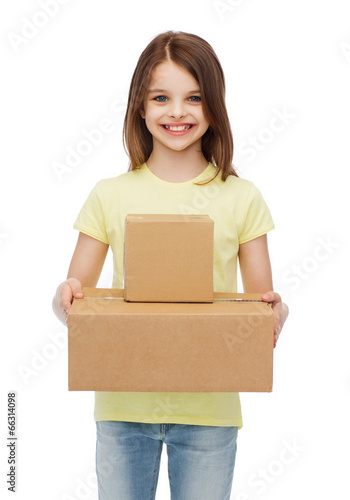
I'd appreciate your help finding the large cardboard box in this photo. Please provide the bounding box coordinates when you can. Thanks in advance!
[68,288,274,392]
[123,214,214,303]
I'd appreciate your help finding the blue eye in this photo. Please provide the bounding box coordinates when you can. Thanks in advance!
[153,95,200,102]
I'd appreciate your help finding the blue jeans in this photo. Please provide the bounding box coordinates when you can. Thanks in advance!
[96,420,238,500]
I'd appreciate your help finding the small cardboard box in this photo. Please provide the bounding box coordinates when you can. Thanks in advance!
[68,288,274,392]
[123,214,214,303]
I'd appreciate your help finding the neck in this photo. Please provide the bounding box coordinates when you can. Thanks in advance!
[146,141,209,183]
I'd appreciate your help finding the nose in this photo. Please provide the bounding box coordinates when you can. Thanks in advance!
[168,100,187,119]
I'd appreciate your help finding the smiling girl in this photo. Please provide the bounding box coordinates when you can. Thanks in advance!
[53,30,289,500]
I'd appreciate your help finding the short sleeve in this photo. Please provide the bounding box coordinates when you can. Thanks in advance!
[73,182,109,244]
[239,182,275,244]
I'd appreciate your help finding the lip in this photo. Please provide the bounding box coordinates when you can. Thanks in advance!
[160,123,195,136]
[161,122,194,126]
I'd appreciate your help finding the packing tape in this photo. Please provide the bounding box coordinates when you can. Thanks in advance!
[82,297,264,303]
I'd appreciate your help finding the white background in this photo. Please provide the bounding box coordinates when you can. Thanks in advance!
[1,0,349,498]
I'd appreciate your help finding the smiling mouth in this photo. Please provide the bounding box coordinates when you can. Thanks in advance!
[161,124,194,131]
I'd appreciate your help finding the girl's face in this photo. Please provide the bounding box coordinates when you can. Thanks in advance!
[140,60,210,155]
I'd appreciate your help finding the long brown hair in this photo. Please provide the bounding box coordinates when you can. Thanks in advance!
[123,31,238,185]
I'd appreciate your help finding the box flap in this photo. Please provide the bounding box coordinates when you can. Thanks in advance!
[82,287,124,298]
[213,291,266,302]
[125,214,213,223]
[81,288,266,302]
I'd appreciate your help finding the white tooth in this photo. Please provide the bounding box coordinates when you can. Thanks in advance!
[169,125,189,131]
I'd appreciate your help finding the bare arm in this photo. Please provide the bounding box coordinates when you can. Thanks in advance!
[238,233,273,292]
[238,233,289,347]
[52,232,109,326]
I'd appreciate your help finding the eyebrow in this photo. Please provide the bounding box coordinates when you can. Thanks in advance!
[147,88,201,94]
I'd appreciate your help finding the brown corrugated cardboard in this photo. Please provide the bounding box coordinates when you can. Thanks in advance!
[123,214,214,302]
[68,288,274,392]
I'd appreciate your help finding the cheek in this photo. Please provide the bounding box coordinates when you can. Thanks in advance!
[197,108,210,127]
[200,115,210,131]
[143,109,154,127]
[144,106,160,124]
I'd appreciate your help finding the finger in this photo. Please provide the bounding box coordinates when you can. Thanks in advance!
[274,322,281,336]
[61,290,73,312]
[274,292,281,303]
[261,291,272,301]
[60,281,79,312]
[261,291,276,302]
[263,292,282,305]
[66,278,84,298]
